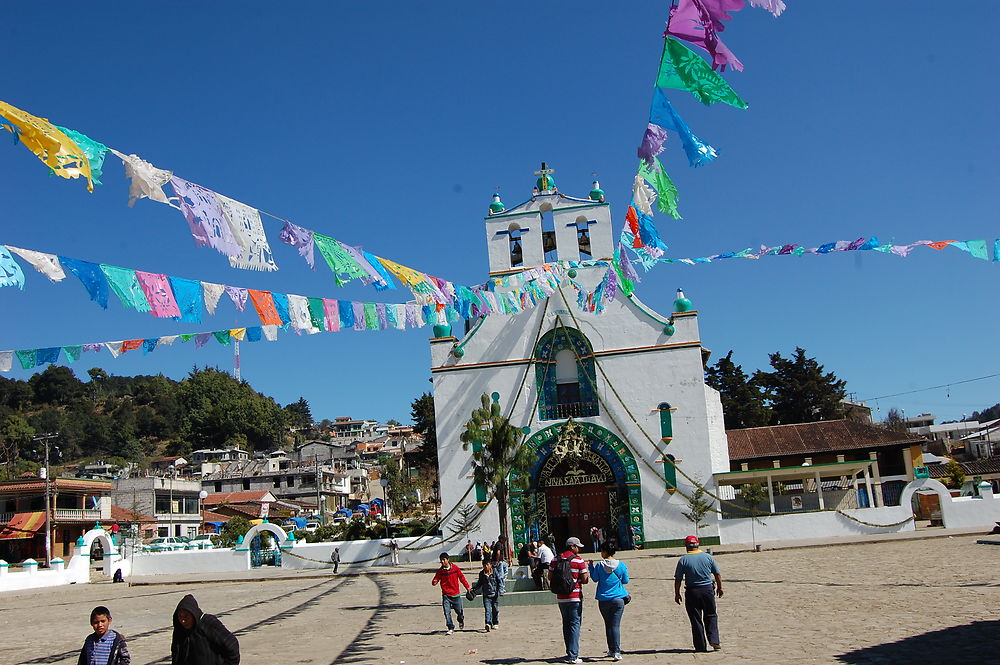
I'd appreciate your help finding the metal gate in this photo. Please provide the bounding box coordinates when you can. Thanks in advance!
[249,535,282,568]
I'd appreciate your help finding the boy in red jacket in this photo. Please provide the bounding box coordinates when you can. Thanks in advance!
[431,552,472,634]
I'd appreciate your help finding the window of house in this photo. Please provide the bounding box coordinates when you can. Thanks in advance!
[273,477,281,488]
[287,476,295,488]
[214,482,222,493]
[242,480,251,491]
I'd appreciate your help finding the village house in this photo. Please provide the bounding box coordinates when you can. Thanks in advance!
[112,475,203,539]
[718,419,927,516]
[0,476,112,562]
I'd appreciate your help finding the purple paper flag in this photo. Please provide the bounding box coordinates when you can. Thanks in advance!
[700,0,746,30]
[279,221,316,270]
[637,123,669,167]
[225,285,249,312]
[667,0,744,71]
[170,177,241,258]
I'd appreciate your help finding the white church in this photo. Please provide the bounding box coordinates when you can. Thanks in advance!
[428,166,731,549]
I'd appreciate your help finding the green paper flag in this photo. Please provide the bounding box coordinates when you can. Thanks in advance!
[213,330,232,345]
[307,297,326,330]
[63,345,82,363]
[639,158,682,220]
[363,303,379,330]
[656,38,748,110]
[314,233,369,287]
[100,265,151,313]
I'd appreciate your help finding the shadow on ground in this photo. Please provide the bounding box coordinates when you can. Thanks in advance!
[836,620,1000,663]
[480,650,686,664]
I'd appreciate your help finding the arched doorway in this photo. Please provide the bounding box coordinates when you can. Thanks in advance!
[510,420,645,550]
[540,451,614,549]
[242,523,287,568]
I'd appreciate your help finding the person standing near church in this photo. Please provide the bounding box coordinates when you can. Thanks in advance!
[674,535,723,652]
[550,536,589,664]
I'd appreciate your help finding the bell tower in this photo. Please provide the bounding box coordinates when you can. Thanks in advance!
[484,163,614,274]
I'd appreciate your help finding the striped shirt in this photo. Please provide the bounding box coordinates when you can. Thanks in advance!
[89,630,117,665]
[550,551,588,602]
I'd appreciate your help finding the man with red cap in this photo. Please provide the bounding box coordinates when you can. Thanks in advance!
[673,535,723,652]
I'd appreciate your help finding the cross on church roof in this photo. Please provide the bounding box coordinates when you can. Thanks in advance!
[534,162,554,177]
[533,162,556,194]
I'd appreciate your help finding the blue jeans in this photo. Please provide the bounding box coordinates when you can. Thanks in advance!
[598,598,625,655]
[441,595,464,630]
[483,595,500,626]
[684,585,720,651]
[558,601,583,660]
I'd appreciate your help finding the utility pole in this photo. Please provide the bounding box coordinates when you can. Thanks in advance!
[379,477,390,539]
[315,456,324,525]
[168,464,175,538]
[33,433,59,567]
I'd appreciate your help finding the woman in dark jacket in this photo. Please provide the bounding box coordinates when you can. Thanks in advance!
[171,594,240,665]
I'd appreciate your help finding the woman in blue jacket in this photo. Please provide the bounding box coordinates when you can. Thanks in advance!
[588,543,630,661]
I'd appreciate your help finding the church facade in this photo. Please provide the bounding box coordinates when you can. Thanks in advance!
[429,168,730,549]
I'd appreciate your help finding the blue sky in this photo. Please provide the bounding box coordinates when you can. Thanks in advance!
[2,2,999,426]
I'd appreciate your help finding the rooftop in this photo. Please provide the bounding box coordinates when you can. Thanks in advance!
[726,419,926,461]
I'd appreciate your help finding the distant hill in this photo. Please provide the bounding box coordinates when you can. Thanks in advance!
[0,365,312,479]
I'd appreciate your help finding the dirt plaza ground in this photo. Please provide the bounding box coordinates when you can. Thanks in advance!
[1,532,997,665]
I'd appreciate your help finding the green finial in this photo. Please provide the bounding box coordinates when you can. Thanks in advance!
[489,193,505,214]
[589,180,605,202]
[673,288,693,313]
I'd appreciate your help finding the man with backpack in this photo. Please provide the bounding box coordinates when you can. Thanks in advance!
[549,536,590,664]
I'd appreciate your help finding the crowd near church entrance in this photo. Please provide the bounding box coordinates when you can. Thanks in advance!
[511,420,646,550]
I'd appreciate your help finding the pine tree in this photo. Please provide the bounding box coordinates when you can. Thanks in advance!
[409,392,438,470]
[681,484,713,536]
[756,347,847,425]
[705,351,771,429]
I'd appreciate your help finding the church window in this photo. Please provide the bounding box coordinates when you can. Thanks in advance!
[541,210,558,263]
[574,216,595,259]
[663,453,677,493]
[507,223,524,268]
[534,326,599,421]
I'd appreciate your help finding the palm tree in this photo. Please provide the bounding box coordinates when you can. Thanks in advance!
[460,393,535,555]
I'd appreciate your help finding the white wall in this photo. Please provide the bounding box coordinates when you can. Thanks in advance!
[718,506,916,545]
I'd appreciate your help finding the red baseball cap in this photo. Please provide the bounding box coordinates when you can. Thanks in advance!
[684,535,699,546]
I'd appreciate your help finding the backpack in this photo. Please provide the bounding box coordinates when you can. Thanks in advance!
[549,555,576,595]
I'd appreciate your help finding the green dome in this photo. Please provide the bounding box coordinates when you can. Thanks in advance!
[536,174,556,191]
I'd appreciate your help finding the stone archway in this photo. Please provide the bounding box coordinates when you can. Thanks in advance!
[900,477,954,526]
[239,523,288,568]
[510,421,645,549]
[76,527,122,579]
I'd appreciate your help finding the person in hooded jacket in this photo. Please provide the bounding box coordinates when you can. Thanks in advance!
[171,594,240,665]
[588,543,630,661]
[470,559,506,631]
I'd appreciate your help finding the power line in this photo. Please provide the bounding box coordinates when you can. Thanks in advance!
[860,372,1000,402]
